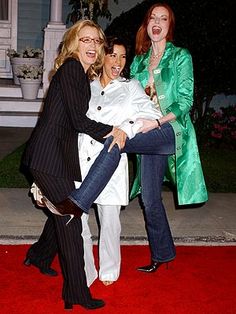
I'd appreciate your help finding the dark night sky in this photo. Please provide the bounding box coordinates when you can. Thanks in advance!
[106,0,236,109]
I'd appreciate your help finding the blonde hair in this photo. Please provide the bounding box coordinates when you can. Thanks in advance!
[54,20,106,79]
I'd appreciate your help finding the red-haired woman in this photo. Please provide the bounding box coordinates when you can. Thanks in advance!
[130,2,208,272]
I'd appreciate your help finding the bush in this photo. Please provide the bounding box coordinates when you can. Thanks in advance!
[0,144,29,188]
[195,105,236,150]
[0,143,235,193]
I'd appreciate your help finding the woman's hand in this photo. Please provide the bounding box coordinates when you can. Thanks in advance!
[104,127,127,152]
[137,112,176,133]
[137,118,160,133]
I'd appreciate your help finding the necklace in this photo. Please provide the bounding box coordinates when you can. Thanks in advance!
[151,50,164,59]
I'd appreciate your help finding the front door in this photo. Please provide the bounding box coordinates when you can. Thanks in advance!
[0,0,18,78]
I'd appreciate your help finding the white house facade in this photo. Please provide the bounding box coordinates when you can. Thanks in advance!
[0,0,138,127]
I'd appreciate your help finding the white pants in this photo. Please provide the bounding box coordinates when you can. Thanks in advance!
[82,204,121,286]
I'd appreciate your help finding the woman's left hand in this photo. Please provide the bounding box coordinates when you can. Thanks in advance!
[137,118,160,133]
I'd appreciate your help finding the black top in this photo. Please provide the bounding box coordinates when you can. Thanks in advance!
[22,58,112,180]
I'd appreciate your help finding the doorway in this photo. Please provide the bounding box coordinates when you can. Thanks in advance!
[0,0,18,79]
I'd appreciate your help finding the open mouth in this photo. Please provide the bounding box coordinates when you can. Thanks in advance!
[86,50,96,58]
[111,66,121,76]
[152,27,161,35]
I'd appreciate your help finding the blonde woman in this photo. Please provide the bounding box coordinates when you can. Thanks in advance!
[21,20,120,310]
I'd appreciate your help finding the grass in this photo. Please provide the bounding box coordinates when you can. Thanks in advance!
[199,147,236,193]
[0,144,29,188]
[0,144,235,193]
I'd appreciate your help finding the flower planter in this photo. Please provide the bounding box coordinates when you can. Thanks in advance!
[11,58,42,85]
[19,78,41,100]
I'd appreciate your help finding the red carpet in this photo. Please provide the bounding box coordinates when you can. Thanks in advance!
[0,245,236,314]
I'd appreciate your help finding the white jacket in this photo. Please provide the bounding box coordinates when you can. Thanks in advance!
[76,77,162,206]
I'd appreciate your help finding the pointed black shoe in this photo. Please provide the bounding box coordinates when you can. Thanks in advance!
[24,257,58,277]
[64,299,105,310]
[55,198,83,217]
[137,261,168,273]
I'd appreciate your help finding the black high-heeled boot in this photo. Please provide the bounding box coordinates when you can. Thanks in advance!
[23,257,58,276]
[137,261,168,273]
[42,197,84,225]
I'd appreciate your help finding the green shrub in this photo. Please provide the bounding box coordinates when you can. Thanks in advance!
[0,144,29,188]
[0,144,235,193]
[195,105,236,150]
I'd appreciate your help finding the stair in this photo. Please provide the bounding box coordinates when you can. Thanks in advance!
[0,79,44,127]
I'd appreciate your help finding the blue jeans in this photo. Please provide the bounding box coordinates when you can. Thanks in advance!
[70,123,175,262]
[141,154,176,262]
[70,123,175,213]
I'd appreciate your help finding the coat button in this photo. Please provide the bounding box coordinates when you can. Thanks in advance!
[158,95,165,100]
[176,132,181,136]
[97,106,101,110]
[87,157,91,161]
[154,69,161,74]
[101,91,104,95]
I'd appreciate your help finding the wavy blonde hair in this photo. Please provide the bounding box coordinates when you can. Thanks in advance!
[54,20,106,79]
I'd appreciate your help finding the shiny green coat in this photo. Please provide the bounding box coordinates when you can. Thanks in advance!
[130,42,208,205]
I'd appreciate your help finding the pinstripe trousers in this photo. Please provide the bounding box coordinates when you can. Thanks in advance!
[27,170,91,304]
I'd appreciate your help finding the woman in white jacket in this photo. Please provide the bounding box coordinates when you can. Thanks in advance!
[78,37,162,286]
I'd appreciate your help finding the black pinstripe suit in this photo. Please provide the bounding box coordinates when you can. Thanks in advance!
[22,58,112,304]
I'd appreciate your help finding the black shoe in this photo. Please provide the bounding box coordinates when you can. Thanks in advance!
[24,257,58,277]
[137,261,168,273]
[40,267,58,276]
[64,301,73,310]
[81,299,105,310]
[64,299,105,310]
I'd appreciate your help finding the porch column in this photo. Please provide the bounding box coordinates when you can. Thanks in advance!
[42,0,66,94]
[49,0,63,25]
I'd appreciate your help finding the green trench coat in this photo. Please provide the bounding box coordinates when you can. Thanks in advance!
[130,42,208,205]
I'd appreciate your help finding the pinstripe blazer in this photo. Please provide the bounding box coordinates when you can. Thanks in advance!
[22,58,112,181]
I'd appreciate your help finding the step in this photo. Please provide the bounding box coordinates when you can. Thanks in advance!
[0,97,43,127]
[0,83,44,98]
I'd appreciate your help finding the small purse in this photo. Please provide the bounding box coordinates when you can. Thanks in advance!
[30,182,45,207]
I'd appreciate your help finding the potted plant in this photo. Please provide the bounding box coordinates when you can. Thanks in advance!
[16,64,44,100]
[7,47,43,85]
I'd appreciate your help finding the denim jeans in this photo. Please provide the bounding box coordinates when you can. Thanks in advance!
[70,123,175,214]
[141,154,176,262]
[69,123,175,262]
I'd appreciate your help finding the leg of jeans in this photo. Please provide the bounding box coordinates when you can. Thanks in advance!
[124,123,175,155]
[70,123,175,212]
[97,204,121,282]
[141,154,176,262]
[70,141,121,212]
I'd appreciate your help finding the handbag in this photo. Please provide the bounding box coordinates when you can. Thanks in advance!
[30,182,45,207]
